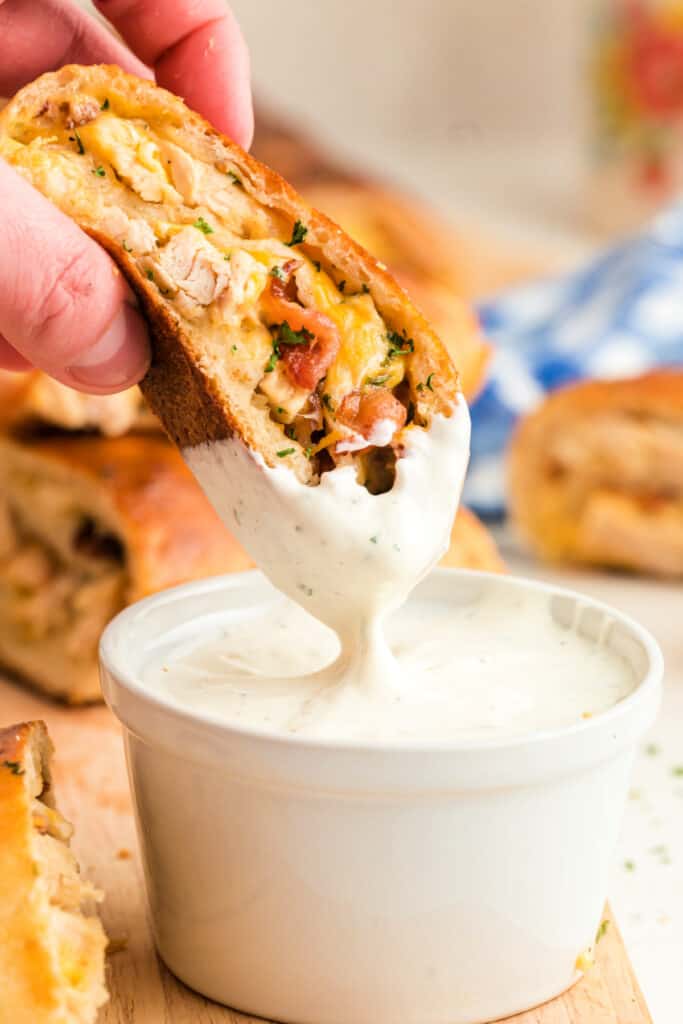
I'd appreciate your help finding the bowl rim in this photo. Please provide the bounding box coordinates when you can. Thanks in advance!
[99,567,664,758]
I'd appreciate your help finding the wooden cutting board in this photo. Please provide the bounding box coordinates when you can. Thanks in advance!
[0,673,652,1024]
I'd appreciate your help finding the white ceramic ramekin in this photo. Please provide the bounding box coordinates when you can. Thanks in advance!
[100,569,662,1024]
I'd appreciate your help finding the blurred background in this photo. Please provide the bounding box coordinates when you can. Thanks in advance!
[5,5,683,1019]
[233,0,590,251]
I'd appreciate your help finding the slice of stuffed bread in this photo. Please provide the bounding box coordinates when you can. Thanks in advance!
[0,65,465,494]
[0,721,107,1023]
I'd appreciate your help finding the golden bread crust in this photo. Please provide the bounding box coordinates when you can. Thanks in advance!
[0,434,251,702]
[12,433,252,599]
[0,65,462,484]
[0,369,155,437]
[508,370,683,577]
[441,507,505,573]
[0,721,107,1023]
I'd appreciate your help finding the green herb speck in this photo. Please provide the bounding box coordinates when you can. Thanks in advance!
[231,344,238,353]
[122,241,132,253]
[3,760,24,776]
[672,766,683,777]
[70,131,85,154]
[270,265,285,280]
[92,165,106,177]
[265,344,279,373]
[370,535,378,544]
[228,171,242,185]
[367,374,390,387]
[624,859,636,872]
[276,448,295,458]
[595,919,609,944]
[386,330,415,360]
[322,393,334,412]
[286,220,308,246]
[146,269,154,281]
[101,98,110,110]
[645,743,660,756]
[278,321,313,346]
[193,216,214,235]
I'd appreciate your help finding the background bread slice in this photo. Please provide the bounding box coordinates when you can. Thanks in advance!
[0,434,252,702]
[0,720,107,1023]
[508,369,683,577]
[0,370,156,438]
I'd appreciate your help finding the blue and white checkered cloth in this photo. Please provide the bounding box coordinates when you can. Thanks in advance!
[465,204,683,519]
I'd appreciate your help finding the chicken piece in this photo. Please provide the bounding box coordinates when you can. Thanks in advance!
[152,227,231,307]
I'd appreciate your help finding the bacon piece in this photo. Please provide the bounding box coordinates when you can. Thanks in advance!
[337,389,407,451]
[264,276,340,391]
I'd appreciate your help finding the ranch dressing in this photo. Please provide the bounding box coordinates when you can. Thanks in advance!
[183,405,471,694]
[144,578,637,742]
[172,399,635,741]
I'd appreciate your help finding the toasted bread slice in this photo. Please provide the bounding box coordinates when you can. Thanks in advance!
[508,370,683,577]
[0,65,465,490]
[0,433,251,702]
[0,721,107,1023]
[0,369,156,437]
[442,507,505,574]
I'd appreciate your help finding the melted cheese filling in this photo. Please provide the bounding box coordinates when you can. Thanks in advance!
[6,101,420,474]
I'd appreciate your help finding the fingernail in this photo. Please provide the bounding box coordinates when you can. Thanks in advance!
[67,304,150,392]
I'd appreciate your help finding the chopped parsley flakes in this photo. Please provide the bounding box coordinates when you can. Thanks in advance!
[279,322,313,346]
[276,448,296,458]
[417,373,435,392]
[228,170,242,185]
[122,241,132,253]
[193,216,214,235]
[386,330,415,359]
[92,165,106,177]
[101,98,110,110]
[322,393,334,411]
[367,374,390,387]
[286,220,308,246]
[595,920,609,944]
[264,321,313,373]
[270,265,285,280]
[3,760,24,776]
[69,131,85,154]
[265,346,279,373]
[146,269,154,281]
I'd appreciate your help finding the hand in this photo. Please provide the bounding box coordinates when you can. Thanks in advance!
[0,0,252,393]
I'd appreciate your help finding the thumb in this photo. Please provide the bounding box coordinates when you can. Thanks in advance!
[0,159,150,394]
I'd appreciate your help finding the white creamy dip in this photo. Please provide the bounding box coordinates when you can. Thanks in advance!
[143,577,637,742]
[175,398,635,742]
[183,404,471,691]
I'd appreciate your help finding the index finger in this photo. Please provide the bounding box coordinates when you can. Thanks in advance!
[94,0,253,147]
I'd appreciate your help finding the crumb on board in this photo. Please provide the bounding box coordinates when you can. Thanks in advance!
[116,847,132,860]
[575,948,595,973]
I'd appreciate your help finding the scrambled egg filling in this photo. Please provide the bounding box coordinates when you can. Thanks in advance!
[5,95,427,474]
